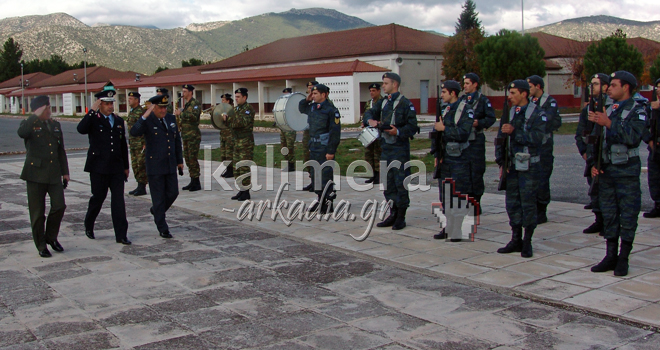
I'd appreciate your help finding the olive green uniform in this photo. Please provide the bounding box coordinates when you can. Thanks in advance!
[179,98,201,178]
[230,102,255,187]
[126,105,147,185]
[363,97,383,173]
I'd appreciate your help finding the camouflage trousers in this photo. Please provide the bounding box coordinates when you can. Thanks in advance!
[233,135,255,188]
[129,138,147,185]
[599,174,640,242]
[647,151,660,205]
[439,159,471,199]
[537,138,554,205]
[303,129,310,173]
[505,165,539,229]
[182,127,201,179]
[219,129,234,163]
[364,140,382,173]
[280,130,296,163]
[465,133,486,199]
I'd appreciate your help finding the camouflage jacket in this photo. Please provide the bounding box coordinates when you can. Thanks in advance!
[230,102,255,137]
[180,98,201,127]
[362,96,383,126]
[126,105,145,139]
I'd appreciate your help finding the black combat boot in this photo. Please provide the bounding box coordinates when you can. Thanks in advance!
[372,172,380,184]
[128,186,137,195]
[521,227,534,258]
[591,238,618,273]
[392,207,407,230]
[643,203,660,218]
[364,175,375,184]
[307,193,322,213]
[583,212,603,234]
[287,162,295,172]
[231,191,241,200]
[376,205,398,227]
[497,227,523,254]
[433,228,447,240]
[584,203,593,210]
[182,178,193,190]
[536,203,548,224]
[236,190,251,202]
[614,240,633,276]
[221,165,234,178]
[132,183,147,196]
[188,177,201,192]
[303,182,314,192]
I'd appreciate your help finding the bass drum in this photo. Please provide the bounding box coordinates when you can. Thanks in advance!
[210,103,235,130]
[273,93,308,132]
[357,127,380,147]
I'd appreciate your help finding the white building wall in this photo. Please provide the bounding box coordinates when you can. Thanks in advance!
[316,76,354,124]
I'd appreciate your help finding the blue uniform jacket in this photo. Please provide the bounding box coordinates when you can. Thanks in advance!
[130,113,183,176]
[77,109,129,174]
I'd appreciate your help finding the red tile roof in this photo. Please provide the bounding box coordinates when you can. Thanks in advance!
[529,32,588,58]
[0,72,53,89]
[201,24,448,71]
[7,82,108,97]
[30,66,138,88]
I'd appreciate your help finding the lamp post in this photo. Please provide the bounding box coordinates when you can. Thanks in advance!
[521,0,525,35]
[83,47,88,113]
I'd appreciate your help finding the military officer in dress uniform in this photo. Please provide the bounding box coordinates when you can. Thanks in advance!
[298,84,341,214]
[364,72,418,230]
[302,81,319,191]
[527,75,561,224]
[496,80,547,258]
[175,84,202,192]
[225,87,255,201]
[77,88,131,245]
[362,83,383,184]
[460,73,496,207]
[589,71,647,277]
[643,78,660,218]
[130,95,183,239]
[18,96,69,257]
[126,92,147,196]
[432,80,475,240]
[279,88,297,172]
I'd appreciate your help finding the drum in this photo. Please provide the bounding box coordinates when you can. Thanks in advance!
[210,103,234,130]
[358,127,380,147]
[273,93,308,132]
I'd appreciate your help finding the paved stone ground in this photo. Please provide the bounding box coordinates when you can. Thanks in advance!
[1,159,660,349]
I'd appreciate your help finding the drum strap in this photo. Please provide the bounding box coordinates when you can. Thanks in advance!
[381,95,403,125]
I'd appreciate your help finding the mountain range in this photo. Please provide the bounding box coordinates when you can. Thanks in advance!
[528,15,660,41]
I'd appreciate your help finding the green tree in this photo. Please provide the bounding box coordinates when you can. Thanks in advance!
[441,0,485,81]
[455,0,481,33]
[474,29,546,91]
[181,58,208,67]
[583,31,644,81]
[650,54,660,83]
[23,55,96,75]
[154,66,169,74]
[0,38,23,82]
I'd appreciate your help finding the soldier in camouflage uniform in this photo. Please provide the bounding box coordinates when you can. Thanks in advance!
[279,88,297,172]
[642,78,660,218]
[298,84,341,214]
[126,92,147,196]
[460,73,496,207]
[174,84,202,191]
[527,75,561,224]
[431,80,475,240]
[576,73,611,234]
[219,93,234,178]
[302,81,318,191]
[226,87,255,201]
[362,83,383,184]
[589,71,647,277]
[364,72,418,230]
[496,80,547,258]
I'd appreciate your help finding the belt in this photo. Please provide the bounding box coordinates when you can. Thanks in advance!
[627,148,640,157]
[310,137,322,143]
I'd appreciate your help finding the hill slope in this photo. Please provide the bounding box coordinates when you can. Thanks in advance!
[528,15,660,41]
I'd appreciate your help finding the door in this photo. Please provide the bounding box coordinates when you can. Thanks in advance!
[420,80,429,114]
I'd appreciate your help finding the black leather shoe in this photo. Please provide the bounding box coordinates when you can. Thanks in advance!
[303,183,314,192]
[231,192,241,200]
[46,240,64,252]
[39,248,52,258]
[433,229,447,240]
[160,231,173,239]
[85,230,95,239]
[116,238,132,245]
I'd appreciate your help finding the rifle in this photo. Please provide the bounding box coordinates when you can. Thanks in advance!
[429,85,444,179]
[582,84,595,177]
[496,98,510,191]
[588,87,605,197]
[651,85,659,161]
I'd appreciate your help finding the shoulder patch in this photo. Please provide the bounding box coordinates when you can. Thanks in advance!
[335,112,340,117]
[468,111,474,119]
[335,117,340,124]
[542,116,547,122]
[410,105,415,111]
[246,110,250,114]
[639,114,646,121]
[550,102,556,107]
[194,106,198,109]
[487,102,492,108]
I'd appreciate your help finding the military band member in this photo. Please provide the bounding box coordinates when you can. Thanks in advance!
[126,92,147,196]
[365,72,418,230]
[130,95,183,239]
[527,75,561,224]
[302,81,319,191]
[432,80,475,240]
[461,73,496,207]
[174,84,202,191]
[77,89,131,245]
[496,80,547,258]
[225,87,255,201]
[298,84,341,213]
[643,78,660,218]
[589,71,646,277]
[219,93,235,178]
[362,83,383,184]
[576,73,611,234]
[18,96,69,257]
[156,87,173,115]
[280,88,297,172]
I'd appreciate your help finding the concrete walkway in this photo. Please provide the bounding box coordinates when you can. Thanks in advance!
[1,157,660,349]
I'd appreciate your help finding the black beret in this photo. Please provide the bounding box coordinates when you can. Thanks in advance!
[368,83,381,90]
[235,87,248,96]
[463,73,480,83]
[312,84,330,94]
[654,78,660,86]
[128,91,141,98]
[508,80,530,92]
[307,81,319,87]
[382,72,401,84]
[282,88,292,93]
[182,84,194,91]
[592,73,610,85]
[148,94,170,106]
[156,87,169,94]
[94,89,116,102]
[441,80,461,92]
[30,95,50,111]
[610,71,637,90]
[526,75,544,89]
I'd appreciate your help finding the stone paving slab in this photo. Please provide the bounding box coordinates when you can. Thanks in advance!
[1,159,660,349]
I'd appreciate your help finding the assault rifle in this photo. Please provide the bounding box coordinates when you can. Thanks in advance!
[651,85,659,161]
[430,85,444,179]
[588,85,605,197]
[496,98,510,191]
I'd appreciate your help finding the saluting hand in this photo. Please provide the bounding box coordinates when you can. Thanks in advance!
[91,99,102,112]
[142,105,155,118]
[34,105,49,120]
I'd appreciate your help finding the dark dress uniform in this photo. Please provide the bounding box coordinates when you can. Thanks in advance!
[77,92,130,243]
[130,98,183,237]
[362,95,383,183]
[298,84,341,213]
[642,78,660,218]
[18,99,69,256]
